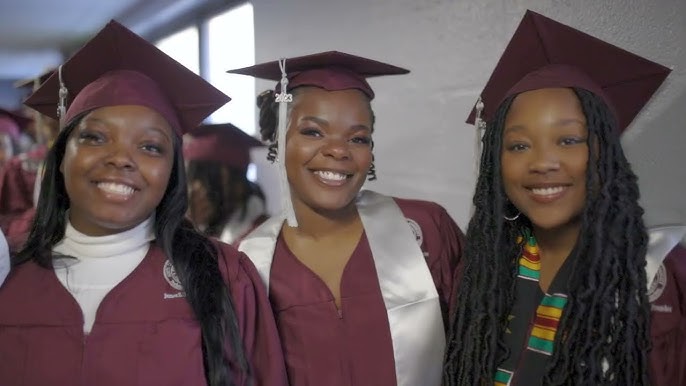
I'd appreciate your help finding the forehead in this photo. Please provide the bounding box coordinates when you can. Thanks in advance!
[80,105,174,131]
[292,87,371,112]
[506,88,586,122]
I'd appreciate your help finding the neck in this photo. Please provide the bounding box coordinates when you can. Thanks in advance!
[532,220,581,264]
[285,197,361,240]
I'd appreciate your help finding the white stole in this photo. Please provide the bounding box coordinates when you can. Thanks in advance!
[239,190,445,386]
[645,224,686,289]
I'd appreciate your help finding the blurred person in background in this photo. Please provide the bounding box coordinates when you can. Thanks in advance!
[184,123,268,245]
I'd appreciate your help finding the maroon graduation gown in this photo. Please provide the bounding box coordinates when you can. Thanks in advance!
[0,241,288,386]
[649,244,686,385]
[497,243,685,385]
[268,198,464,386]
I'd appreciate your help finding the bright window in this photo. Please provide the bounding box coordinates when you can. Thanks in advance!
[155,26,200,75]
[206,3,256,135]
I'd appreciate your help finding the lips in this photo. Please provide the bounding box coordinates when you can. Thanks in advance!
[525,184,570,203]
[94,180,139,200]
[312,170,351,186]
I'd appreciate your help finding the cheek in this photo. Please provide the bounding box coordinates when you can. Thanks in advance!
[146,158,174,192]
[285,138,316,169]
[500,155,520,187]
[357,148,373,168]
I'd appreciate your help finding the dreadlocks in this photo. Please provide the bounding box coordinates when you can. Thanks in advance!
[444,88,650,385]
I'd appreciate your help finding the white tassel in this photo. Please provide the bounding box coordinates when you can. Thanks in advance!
[470,97,487,218]
[473,96,486,176]
[276,58,298,227]
[57,65,68,127]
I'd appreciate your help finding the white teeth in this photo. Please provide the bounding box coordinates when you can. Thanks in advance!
[97,182,135,196]
[531,186,565,196]
[314,171,347,181]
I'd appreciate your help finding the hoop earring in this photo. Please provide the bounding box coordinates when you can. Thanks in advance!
[503,201,520,221]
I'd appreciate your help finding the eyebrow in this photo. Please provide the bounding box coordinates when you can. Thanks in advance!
[82,117,173,142]
[301,116,371,132]
[504,118,586,134]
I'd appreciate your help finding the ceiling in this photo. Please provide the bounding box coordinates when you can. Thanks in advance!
[0,0,234,80]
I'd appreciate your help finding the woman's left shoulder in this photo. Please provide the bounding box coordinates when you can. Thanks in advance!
[211,239,263,290]
[392,196,447,215]
[391,196,456,228]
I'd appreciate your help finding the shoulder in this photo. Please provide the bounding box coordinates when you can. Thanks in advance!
[662,244,686,298]
[664,244,686,278]
[391,196,460,232]
[211,239,244,282]
[211,238,264,290]
[0,259,46,303]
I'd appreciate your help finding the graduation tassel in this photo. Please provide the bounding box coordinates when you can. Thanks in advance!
[276,58,298,227]
[469,96,487,218]
[57,65,68,128]
[473,96,486,176]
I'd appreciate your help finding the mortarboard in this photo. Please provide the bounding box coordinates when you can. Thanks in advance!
[227,51,409,227]
[24,20,230,135]
[467,9,671,134]
[227,50,409,99]
[184,123,264,174]
[13,68,55,92]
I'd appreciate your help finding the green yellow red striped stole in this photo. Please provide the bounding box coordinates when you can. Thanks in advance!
[527,293,567,355]
[517,230,540,281]
[518,231,568,356]
[494,368,514,386]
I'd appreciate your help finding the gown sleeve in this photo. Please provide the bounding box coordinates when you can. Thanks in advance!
[430,204,465,325]
[216,242,288,386]
[648,244,686,385]
[397,199,465,327]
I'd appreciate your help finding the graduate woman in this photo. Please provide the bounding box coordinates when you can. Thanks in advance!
[443,10,683,386]
[0,21,287,386]
[230,52,464,386]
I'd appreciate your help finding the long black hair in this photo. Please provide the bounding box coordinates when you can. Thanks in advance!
[15,116,249,386]
[444,88,650,385]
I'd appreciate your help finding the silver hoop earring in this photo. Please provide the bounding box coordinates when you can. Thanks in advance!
[504,211,521,221]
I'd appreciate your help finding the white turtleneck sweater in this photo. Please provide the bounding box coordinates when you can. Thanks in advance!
[52,216,155,334]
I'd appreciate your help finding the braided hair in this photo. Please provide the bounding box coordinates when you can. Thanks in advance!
[444,88,650,385]
[256,87,378,181]
[16,116,250,386]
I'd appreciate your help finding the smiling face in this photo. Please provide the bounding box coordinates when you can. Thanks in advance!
[285,87,374,215]
[501,87,589,231]
[60,105,175,236]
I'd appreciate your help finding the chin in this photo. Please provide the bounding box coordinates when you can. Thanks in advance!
[526,213,581,232]
[309,195,358,214]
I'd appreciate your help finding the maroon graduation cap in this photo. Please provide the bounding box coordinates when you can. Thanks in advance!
[228,51,408,227]
[24,20,230,135]
[184,123,264,174]
[467,9,671,133]
[13,68,55,91]
[227,50,409,99]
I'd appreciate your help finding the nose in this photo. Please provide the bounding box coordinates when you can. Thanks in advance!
[528,146,560,174]
[105,143,136,170]
[321,137,351,160]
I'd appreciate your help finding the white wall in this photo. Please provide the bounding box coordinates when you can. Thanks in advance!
[250,0,686,232]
